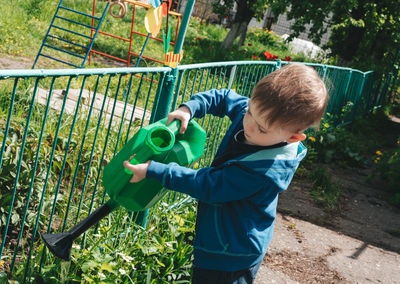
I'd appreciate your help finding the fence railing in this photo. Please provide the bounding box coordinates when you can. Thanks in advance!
[0,61,382,281]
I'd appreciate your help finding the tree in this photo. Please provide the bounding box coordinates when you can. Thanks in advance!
[268,0,400,74]
[213,0,269,49]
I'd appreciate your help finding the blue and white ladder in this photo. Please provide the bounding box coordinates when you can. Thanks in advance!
[32,0,109,68]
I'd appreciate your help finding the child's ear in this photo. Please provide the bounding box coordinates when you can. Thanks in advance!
[286,133,306,143]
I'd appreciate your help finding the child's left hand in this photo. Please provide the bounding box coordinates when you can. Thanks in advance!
[123,158,151,183]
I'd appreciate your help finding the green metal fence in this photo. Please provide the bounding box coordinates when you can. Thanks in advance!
[381,48,400,104]
[0,61,381,281]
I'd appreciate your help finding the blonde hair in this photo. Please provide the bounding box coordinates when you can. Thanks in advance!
[251,63,328,132]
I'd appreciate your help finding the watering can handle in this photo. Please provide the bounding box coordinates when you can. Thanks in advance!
[123,120,179,175]
[166,119,181,134]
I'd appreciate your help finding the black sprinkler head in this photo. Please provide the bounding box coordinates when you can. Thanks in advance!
[41,201,115,260]
[41,232,73,261]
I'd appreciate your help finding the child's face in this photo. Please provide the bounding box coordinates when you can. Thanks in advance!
[243,100,306,146]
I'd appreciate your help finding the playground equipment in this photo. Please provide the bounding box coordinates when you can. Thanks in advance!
[32,0,110,68]
[41,118,207,261]
[89,0,181,66]
[33,0,181,68]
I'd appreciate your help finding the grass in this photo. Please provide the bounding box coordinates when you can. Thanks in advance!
[308,166,342,212]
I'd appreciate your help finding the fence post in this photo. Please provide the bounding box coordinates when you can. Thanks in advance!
[150,0,196,121]
[136,0,196,227]
[388,48,400,103]
[351,73,366,120]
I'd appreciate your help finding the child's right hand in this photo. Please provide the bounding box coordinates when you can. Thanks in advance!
[166,106,191,134]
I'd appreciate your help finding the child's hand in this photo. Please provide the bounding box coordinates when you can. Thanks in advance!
[166,106,191,134]
[123,158,151,183]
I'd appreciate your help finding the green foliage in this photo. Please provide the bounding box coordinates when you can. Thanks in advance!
[23,201,196,283]
[212,0,235,20]
[309,166,342,211]
[304,102,397,168]
[372,138,400,207]
[213,0,269,22]
[303,109,377,168]
[302,106,400,209]
[0,74,195,282]
[183,19,299,63]
[246,28,287,50]
[304,127,367,168]
[0,0,57,58]
[22,0,51,17]
[268,0,400,74]
[0,120,46,230]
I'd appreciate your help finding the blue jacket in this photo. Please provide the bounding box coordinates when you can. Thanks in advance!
[146,89,307,271]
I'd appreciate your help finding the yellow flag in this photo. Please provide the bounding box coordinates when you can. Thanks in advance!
[144,6,163,37]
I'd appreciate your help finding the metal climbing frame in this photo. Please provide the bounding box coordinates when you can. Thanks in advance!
[32,0,110,68]
[89,0,182,66]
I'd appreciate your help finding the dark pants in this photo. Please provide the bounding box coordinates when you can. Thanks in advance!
[192,261,262,284]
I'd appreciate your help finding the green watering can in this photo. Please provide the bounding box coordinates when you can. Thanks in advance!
[41,118,206,261]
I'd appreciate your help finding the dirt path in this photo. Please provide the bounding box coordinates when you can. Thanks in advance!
[0,53,126,70]
[0,54,32,69]
[256,213,400,283]
[256,172,400,284]
[255,170,400,284]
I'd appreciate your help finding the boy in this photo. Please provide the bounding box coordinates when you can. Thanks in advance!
[124,63,328,283]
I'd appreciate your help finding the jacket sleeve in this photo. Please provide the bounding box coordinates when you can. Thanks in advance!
[182,89,249,121]
[146,160,275,203]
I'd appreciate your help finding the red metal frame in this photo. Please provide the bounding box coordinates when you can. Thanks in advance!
[89,0,181,67]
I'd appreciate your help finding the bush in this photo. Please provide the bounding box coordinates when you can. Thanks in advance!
[303,117,370,168]
[246,28,286,50]
[373,138,400,207]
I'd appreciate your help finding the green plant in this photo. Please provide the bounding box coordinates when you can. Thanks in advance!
[0,120,50,229]
[303,120,369,168]
[247,28,287,50]
[0,271,7,284]
[22,0,51,17]
[309,166,342,211]
[24,201,196,283]
[372,138,400,207]
[301,103,396,168]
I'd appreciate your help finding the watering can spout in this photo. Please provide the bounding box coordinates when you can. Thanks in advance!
[41,232,74,261]
[41,200,117,261]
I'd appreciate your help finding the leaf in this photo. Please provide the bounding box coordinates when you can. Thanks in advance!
[0,271,7,282]
[324,150,335,163]
[100,262,114,272]
[81,260,98,273]
[11,213,20,224]
[144,246,159,255]
[146,266,151,284]
[175,215,185,226]
[154,257,165,267]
